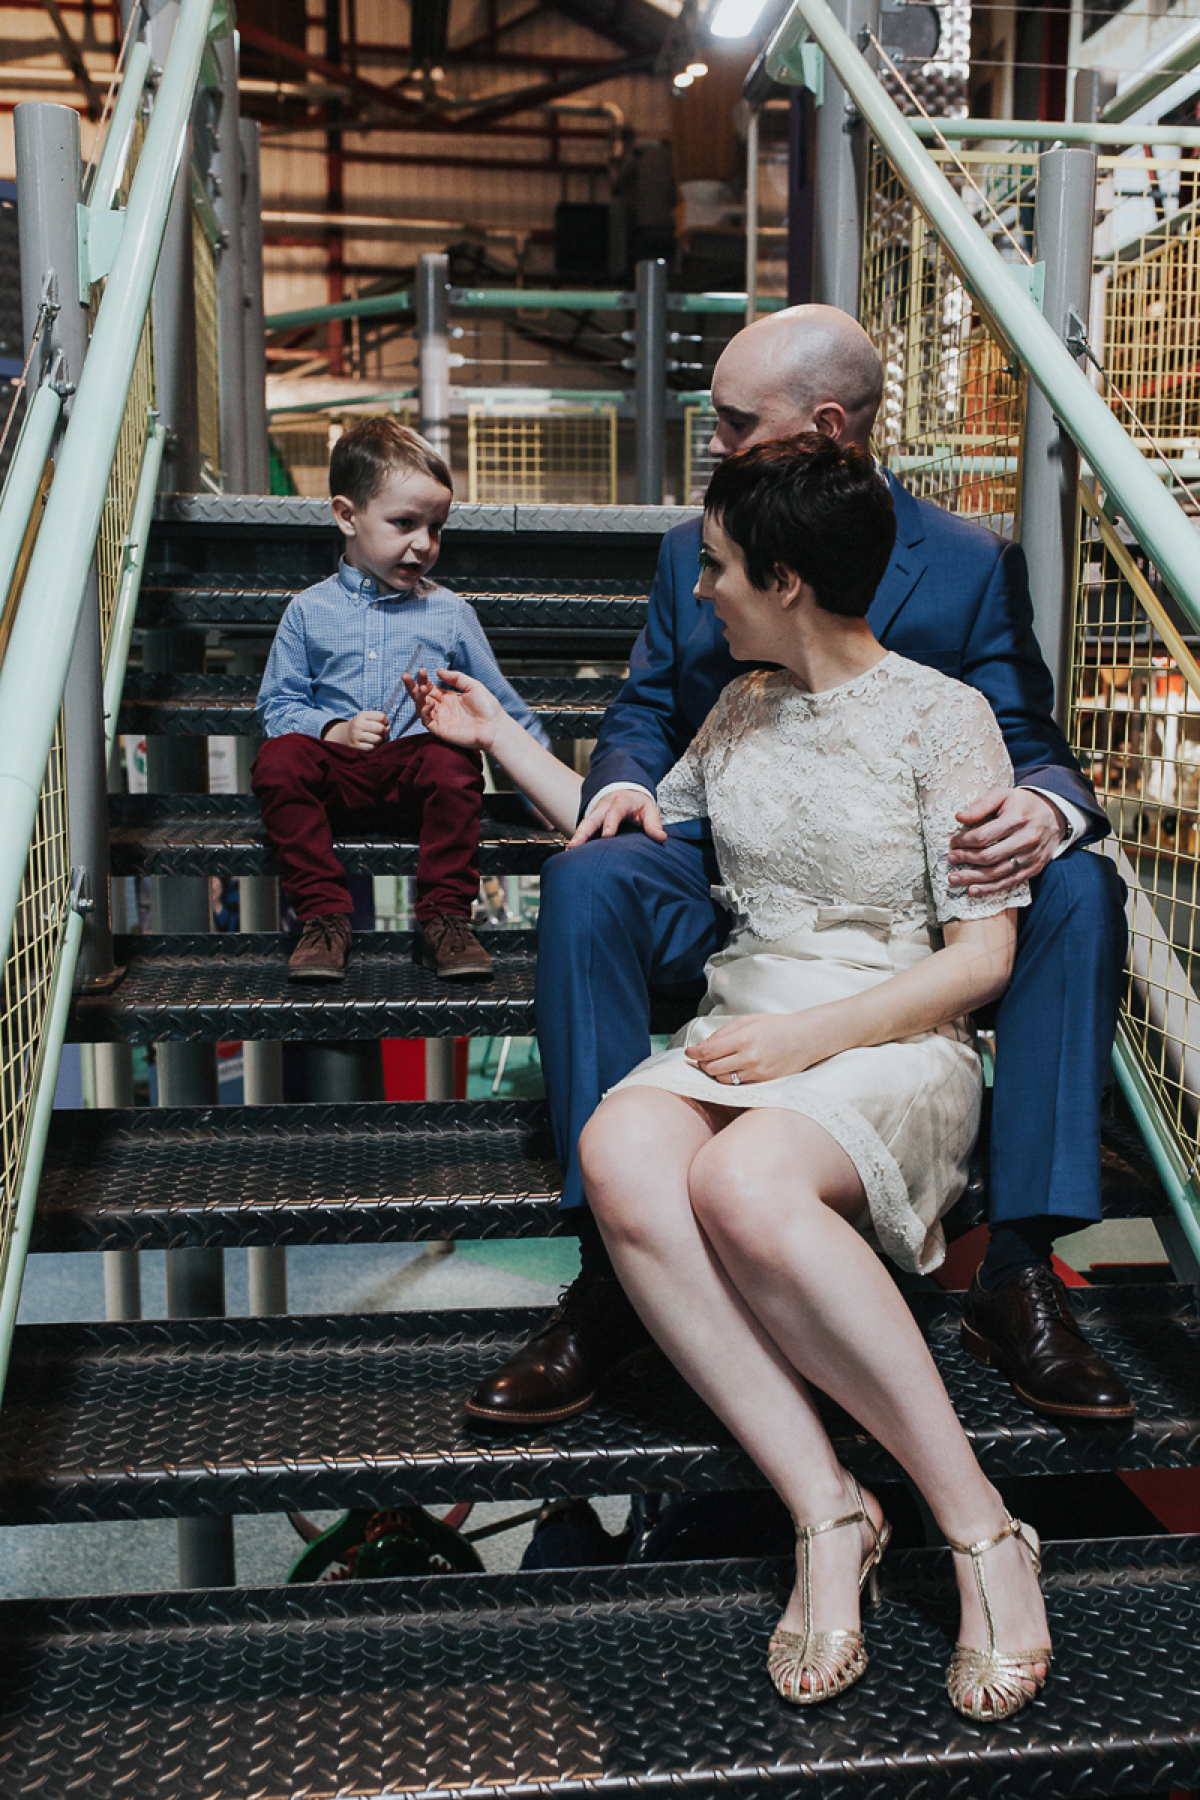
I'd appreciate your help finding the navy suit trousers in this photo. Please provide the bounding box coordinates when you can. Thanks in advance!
[535,829,1127,1223]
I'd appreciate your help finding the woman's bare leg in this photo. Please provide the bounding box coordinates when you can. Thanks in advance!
[686,1108,1049,1682]
[581,1088,887,1658]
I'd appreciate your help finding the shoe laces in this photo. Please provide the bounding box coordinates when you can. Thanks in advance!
[304,916,347,952]
[1020,1264,1086,1341]
[433,915,475,953]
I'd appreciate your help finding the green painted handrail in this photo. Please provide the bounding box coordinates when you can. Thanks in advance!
[0,0,215,975]
[265,287,789,331]
[87,39,153,212]
[782,0,1200,638]
[0,382,61,618]
[912,116,1200,149]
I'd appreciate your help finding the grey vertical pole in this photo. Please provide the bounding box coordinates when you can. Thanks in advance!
[1073,69,1103,124]
[14,103,116,990]
[98,841,140,1320]
[416,252,451,462]
[240,118,270,496]
[145,0,201,493]
[813,0,881,316]
[1019,147,1097,727]
[745,108,761,328]
[210,29,247,493]
[635,258,667,504]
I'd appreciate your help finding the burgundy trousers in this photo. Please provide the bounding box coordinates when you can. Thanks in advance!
[251,731,484,923]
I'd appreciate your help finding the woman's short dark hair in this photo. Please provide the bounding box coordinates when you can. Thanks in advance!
[704,433,896,617]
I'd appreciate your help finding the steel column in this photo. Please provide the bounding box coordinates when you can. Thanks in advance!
[745,108,760,327]
[14,103,115,989]
[813,0,879,316]
[210,30,247,492]
[98,831,140,1321]
[635,258,667,503]
[416,252,451,462]
[239,118,270,495]
[144,1,201,493]
[1020,147,1097,726]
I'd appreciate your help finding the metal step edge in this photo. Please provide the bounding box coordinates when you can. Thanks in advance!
[133,591,649,634]
[35,1099,564,1252]
[0,1538,1196,1800]
[116,699,609,739]
[2,1288,1196,1522]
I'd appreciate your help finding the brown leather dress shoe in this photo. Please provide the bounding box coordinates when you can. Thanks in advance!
[465,1273,656,1427]
[420,914,493,981]
[961,1265,1135,1423]
[288,915,353,982]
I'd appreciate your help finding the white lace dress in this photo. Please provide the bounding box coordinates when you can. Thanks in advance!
[611,653,1030,1275]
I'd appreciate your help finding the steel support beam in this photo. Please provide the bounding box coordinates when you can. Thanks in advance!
[813,0,879,316]
[417,252,451,464]
[1020,147,1097,726]
[635,258,666,503]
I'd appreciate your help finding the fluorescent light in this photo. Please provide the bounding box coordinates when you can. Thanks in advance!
[709,0,769,38]
[687,60,709,75]
[673,69,695,86]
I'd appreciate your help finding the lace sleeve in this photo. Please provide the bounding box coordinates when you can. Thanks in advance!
[914,680,1032,922]
[656,732,708,823]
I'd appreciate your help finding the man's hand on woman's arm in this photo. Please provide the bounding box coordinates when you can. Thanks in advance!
[948,787,1067,895]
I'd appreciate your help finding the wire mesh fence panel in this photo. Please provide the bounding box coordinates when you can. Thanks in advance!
[861,144,1030,535]
[467,406,617,505]
[95,315,155,659]
[192,207,220,486]
[1069,480,1200,1166]
[684,403,717,505]
[1098,188,1200,463]
[0,716,69,1293]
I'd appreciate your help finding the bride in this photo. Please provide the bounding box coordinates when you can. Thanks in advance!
[407,433,1052,1722]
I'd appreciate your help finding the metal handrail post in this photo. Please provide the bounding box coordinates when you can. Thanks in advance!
[776,0,1200,632]
[210,27,247,492]
[88,39,153,212]
[636,257,667,503]
[1021,147,1097,727]
[145,0,202,492]
[814,0,880,315]
[0,385,62,604]
[417,252,451,464]
[239,119,270,495]
[15,101,115,988]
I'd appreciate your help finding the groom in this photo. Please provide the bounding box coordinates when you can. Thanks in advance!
[467,304,1132,1429]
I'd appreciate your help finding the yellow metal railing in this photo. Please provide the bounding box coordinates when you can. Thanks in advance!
[684,402,717,505]
[467,403,618,505]
[860,144,1028,534]
[193,204,221,485]
[1099,187,1200,461]
[97,317,155,658]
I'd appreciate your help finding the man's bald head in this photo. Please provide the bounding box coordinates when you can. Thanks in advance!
[708,305,884,459]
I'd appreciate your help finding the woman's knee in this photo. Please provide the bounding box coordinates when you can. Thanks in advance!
[688,1124,827,1257]
[579,1094,656,1215]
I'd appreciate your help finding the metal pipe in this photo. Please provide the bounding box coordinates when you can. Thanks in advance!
[0,384,61,607]
[416,251,451,463]
[15,101,115,988]
[635,257,667,504]
[87,39,153,212]
[102,421,167,760]
[211,29,247,493]
[745,107,760,328]
[1020,147,1097,728]
[813,0,880,316]
[777,0,1200,630]
[146,0,203,492]
[911,115,1200,149]
[1101,17,1200,125]
[0,0,214,976]
[239,118,270,496]
[96,771,140,1325]
[263,288,790,330]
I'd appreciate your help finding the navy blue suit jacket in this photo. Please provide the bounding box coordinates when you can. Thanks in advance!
[581,473,1107,840]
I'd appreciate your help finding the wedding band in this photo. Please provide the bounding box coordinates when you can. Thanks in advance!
[729,1071,742,1086]
[1010,855,1020,872]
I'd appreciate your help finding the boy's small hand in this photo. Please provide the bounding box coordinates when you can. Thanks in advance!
[325,711,388,751]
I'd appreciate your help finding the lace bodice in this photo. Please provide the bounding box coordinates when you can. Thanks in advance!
[657,653,1030,941]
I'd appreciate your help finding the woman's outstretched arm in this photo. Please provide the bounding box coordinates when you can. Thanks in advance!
[407,668,583,834]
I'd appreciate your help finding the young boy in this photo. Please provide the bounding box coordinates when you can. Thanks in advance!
[252,418,550,982]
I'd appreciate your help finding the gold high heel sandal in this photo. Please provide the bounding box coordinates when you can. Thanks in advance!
[767,1476,891,1707]
[946,1514,1052,1722]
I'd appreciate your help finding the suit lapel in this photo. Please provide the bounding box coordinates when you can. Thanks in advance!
[868,472,929,642]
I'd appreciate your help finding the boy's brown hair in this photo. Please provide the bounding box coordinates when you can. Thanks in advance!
[329,417,453,508]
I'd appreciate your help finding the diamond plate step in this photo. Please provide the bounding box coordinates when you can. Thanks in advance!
[108,792,562,879]
[1,1539,1197,1800]
[67,933,693,1044]
[2,1288,1196,1523]
[33,1100,563,1252]
[117,672,621,738]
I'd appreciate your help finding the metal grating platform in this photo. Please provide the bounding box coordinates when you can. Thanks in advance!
[117,672,621,737]
[2,1287,1197,1523]
[34,1100,564,1251]
[0,1540,1198,1800]
[67,933,694,1044]
[108,793,563,879]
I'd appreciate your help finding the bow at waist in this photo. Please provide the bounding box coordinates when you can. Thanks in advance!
[710,884,896,932]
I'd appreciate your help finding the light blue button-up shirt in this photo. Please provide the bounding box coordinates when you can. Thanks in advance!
[257,559,551,749]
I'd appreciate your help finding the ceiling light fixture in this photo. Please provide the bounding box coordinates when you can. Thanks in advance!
[673,69,695,87]
[687,60,709,76]
[709,0,770,39]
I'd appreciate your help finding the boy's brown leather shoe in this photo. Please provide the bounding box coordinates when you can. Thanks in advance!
[420,914,493,980]
[288,915,353,982]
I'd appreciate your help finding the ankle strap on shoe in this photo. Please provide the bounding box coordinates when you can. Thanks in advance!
[946,1513,1040,1575]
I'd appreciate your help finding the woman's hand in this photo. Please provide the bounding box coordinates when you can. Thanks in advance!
[685,1012,837,1085]
[404,667,502,753]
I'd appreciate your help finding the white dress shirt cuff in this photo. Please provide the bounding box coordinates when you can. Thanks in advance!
[583,780,656,817]
[1024,786,1088,858]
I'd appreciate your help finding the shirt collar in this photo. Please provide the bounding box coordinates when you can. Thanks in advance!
[337,557,411,604]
